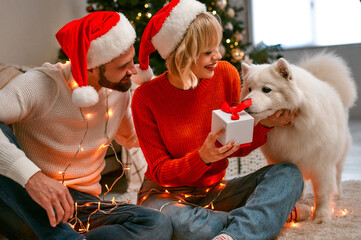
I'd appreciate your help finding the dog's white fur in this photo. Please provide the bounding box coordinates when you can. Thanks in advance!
[241,52,357,222]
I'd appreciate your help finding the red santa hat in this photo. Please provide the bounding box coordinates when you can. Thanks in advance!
[131,0,206,85]
[56,11,136,107]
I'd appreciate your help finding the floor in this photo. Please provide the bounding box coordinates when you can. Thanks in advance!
[342,119,361,181]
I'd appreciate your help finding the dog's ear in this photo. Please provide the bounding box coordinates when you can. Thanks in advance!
[276,58,292,81]
[241,62,250,79]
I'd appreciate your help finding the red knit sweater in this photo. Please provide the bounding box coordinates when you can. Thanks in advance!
[132,61,270,187]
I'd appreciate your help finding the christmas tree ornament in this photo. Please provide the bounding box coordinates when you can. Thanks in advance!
[227,7,235,18]
[234,30,243,42]
[215,0,227,11]
[86,5,94,12]
[224,22,233,32]
[56,11,136,107]
[231,48,244,62]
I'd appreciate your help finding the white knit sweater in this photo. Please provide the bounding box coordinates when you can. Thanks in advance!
[0,62,137,196]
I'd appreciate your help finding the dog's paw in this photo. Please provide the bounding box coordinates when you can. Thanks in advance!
[313,208,331,223]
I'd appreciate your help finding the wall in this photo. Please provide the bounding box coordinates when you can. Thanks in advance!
[281,44,361,119]
[0,0,87,67]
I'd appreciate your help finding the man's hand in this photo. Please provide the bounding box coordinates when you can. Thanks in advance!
[25,171,74,227]
[259,109,299,128]
[199,129,240,164]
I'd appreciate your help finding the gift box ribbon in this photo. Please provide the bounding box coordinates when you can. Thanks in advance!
[221,99,252,120]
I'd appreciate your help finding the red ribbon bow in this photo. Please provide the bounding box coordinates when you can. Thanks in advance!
[221,99,252,120]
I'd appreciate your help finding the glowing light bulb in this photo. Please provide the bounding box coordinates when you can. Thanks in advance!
[71,80,79,89]
[107,109,113,117]
[290,222,298,228]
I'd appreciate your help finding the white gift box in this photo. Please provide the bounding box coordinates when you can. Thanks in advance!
[211,109,254,146]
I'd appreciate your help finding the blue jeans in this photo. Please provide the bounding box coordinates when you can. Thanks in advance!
[138,163,303,240]
[0,123,172,240]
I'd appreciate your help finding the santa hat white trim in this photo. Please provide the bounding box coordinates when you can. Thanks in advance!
[131,64,155,85]
[87,13,136,69]
[152,0,206,59]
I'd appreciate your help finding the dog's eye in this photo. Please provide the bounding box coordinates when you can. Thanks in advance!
[262,87,271,93]
[248,87,252,93]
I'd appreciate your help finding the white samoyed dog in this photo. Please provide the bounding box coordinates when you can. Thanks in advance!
[240,52,357,222]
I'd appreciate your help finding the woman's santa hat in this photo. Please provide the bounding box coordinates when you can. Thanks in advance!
[56,11,136,107]
[131,0,206,85]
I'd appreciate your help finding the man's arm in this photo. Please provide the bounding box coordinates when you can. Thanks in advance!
[25,171,74,227]
[0,70,74,227]
[114,107,139,149]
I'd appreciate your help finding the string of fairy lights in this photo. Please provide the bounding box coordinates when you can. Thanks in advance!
[60,76,133,232]
[60,74,232,233]
[60,73,350,233]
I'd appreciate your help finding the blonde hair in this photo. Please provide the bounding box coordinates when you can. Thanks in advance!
[166,12,223,88]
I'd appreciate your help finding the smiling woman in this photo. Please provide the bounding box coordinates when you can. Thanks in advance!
[130,1,303,240]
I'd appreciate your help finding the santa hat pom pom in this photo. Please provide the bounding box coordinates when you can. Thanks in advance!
[72,86,99,108]
[131,64,155,85]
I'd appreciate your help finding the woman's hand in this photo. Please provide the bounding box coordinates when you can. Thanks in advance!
[259,109,299,128]
[199,129,240,164]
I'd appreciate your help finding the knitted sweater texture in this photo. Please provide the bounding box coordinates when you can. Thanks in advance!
[0,62,135,195]
[132,61,270,187]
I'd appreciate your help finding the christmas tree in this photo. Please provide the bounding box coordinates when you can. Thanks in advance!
[82,0,281,75]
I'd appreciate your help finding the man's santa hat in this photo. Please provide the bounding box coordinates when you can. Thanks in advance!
[131,0,206,85]
[56,11,136,107]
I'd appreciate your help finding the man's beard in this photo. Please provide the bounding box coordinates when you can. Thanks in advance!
[98,65,132,92]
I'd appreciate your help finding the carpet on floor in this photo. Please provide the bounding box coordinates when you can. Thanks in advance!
[277,180,361,239]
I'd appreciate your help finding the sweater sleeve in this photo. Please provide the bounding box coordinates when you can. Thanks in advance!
[0,70,57,186]
[0,129,41,186]
[132,89,211,187]
[229,123,271,157]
